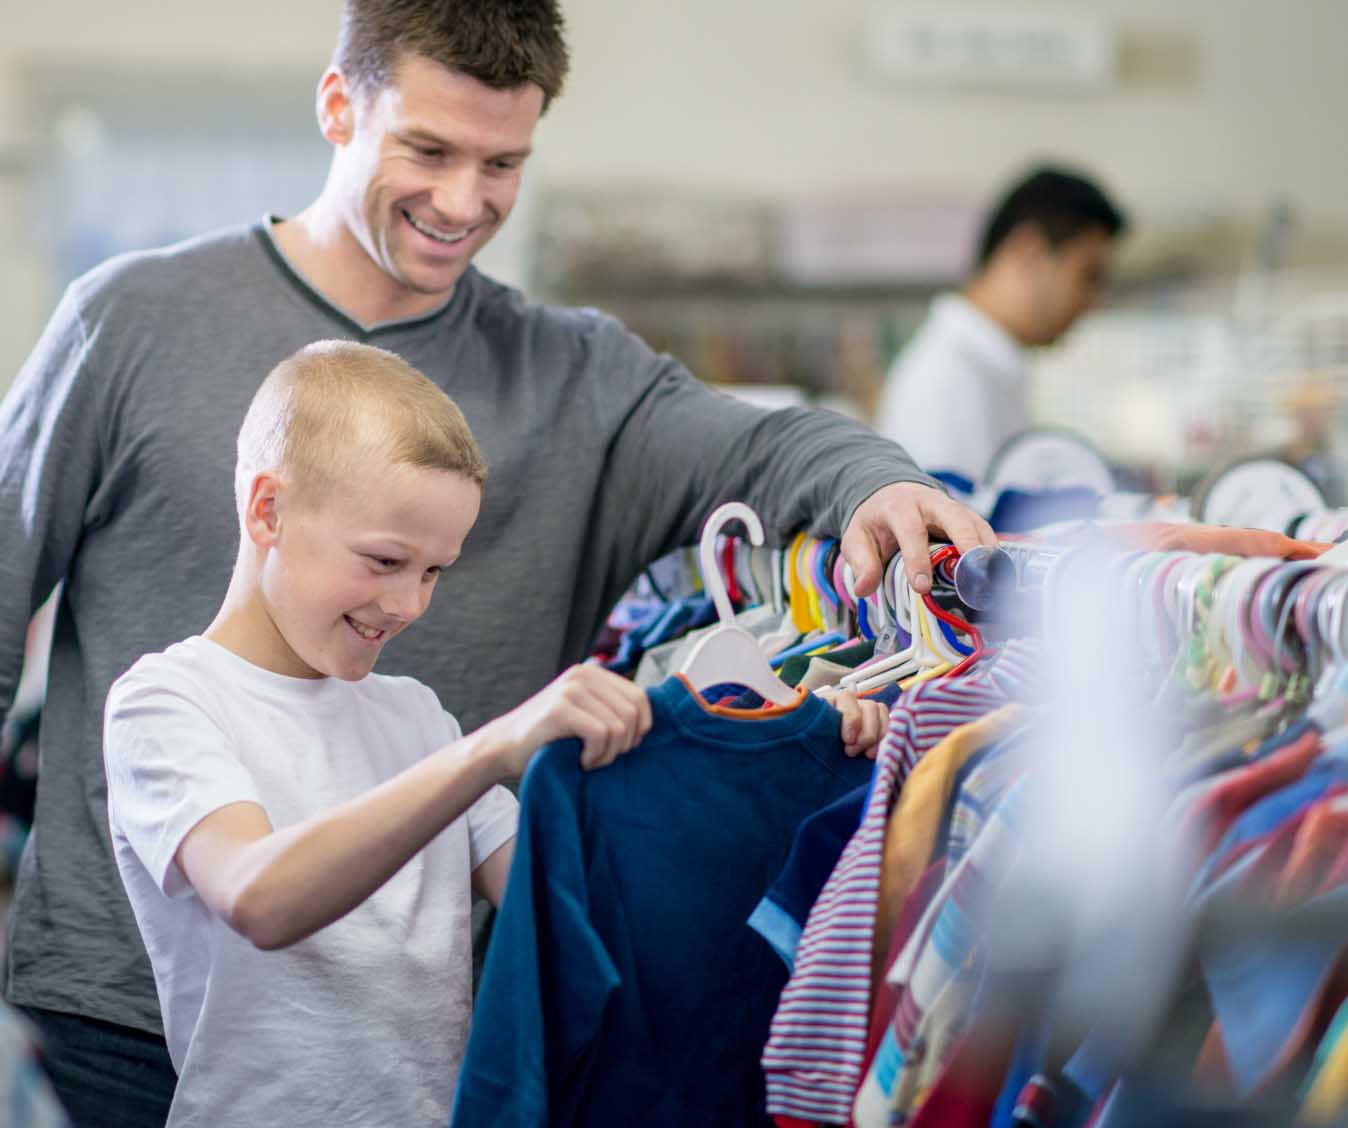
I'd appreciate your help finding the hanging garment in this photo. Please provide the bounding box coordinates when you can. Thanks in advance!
[852,781,1030,1127]
[749,785,869,972]
[452,676,873,1127]
[763,641,1039,1125]
[873,706,1023,986]
[1094,523,1333,561]
[1302,997,1348,1123]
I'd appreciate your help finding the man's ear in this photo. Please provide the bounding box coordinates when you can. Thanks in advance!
[1002,221,1053,269]
[316,68,357,146]
[243,470,286,550]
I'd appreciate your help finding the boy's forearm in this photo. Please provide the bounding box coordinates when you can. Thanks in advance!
[226,724,519,949]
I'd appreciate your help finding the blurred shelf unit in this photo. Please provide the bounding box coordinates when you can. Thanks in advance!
[533,185,980,400]
[1029,270,1348,492]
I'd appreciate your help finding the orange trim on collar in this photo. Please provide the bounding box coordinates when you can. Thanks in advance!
[675,674,810,719]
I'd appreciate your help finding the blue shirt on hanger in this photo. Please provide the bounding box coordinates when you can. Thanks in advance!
[451,676,873,1128]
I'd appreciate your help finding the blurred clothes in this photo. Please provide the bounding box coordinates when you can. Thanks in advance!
[876,294,1028,484]
[1097,523,1333,561]
[987,488,1101,534]
[852,781,1029,1127]
[1302,997,1348,1123]
[874,707,1023,987]
[453,676,872,1128]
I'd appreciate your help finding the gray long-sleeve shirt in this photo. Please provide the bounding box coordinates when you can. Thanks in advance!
[0,219,937,1034]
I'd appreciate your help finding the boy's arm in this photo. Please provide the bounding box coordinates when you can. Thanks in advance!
[470,839,515,909]
[177,736,511,950]
[175,664,650,950]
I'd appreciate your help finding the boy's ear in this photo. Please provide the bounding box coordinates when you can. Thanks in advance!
[243,471,285,550]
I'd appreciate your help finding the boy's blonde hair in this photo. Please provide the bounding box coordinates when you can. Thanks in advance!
[235,340,486,514]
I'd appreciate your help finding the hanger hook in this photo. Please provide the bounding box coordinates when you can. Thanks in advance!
[698,502,764,625]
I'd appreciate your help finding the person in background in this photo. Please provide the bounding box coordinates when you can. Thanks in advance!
[876,165,1128,485]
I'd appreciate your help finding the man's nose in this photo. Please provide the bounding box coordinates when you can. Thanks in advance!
[430,165,483,227]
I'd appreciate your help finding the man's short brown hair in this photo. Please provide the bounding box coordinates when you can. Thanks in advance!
[235,340,487,515]
[334,0,569,109]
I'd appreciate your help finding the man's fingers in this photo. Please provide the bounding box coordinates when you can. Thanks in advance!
[894,512,933,594]
[927,496,996,555]
[841,524,885,600]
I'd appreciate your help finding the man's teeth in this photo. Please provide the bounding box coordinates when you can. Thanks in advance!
[405,212,469,244]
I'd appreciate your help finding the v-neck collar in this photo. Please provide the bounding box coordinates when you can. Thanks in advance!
[254,215,462,338]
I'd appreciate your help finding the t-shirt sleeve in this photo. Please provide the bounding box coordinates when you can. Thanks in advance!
[467,786,519,870]
[104,665,264,899]
[440,708,519,869]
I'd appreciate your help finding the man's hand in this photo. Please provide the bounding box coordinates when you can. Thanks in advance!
[841,482,997,597]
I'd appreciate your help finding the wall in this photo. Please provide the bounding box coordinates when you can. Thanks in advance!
[2,0,1347,382]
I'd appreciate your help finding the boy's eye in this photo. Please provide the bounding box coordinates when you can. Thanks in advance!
[366,555,400,570]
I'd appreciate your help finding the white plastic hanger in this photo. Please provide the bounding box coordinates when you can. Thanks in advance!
[679,502,799,706]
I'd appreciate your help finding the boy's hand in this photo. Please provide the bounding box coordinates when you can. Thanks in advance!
[835,690,890,760]
[493,665,653,775]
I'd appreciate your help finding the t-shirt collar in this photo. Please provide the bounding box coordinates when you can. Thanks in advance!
[256,214,460,336]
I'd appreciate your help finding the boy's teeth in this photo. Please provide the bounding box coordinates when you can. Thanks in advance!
[348,617,381,639]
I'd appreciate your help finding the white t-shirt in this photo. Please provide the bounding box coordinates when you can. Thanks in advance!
[103,636,518,1128]
[875,293,1029,484]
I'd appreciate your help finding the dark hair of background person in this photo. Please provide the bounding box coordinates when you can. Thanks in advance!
[334,0,571,109]
[976,166,1129,267]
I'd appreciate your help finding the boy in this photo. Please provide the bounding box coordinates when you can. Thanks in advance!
[103,340,887,1126]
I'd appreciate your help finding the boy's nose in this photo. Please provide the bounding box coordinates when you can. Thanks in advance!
[379,580,428,624]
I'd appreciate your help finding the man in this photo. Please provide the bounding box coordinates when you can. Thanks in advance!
[0,2,993,1123]
[876,166,1128,485]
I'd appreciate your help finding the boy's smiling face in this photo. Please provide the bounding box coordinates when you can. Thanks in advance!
[248,458,481,681]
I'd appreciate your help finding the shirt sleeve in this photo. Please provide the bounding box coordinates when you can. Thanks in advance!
[439,708,519,869]
[103,665,263,899]
[588,319,943,567]
[466,786,519,870]
[0,285,105,731]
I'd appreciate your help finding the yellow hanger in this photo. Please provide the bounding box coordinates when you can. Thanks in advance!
[787,532,815,634]
[801,538,828,634]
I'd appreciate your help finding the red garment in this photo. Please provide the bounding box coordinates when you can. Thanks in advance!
[1323,835,1348,895]
[1100,523,1333,560]
[1280,794,1348,902]
[1179,732,1322,857]
[857,861,948,1107]
[906,1025,1017,1128]
[1211,799,1321,895]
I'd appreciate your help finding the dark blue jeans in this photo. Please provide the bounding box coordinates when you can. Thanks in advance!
[20,1008,175,1128]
